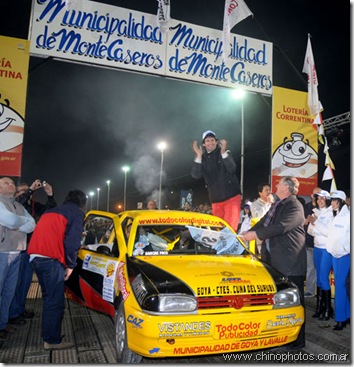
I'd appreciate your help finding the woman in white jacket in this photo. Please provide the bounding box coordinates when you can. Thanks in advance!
[326,190,350,331]
[307,190,333,320]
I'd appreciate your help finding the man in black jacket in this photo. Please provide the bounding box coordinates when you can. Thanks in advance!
[9,179,57,325]
[191,130,241,231]
[241,176,306,350]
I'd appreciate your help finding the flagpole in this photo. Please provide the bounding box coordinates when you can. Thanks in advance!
[240,100,244,194]
[302,34,337,191]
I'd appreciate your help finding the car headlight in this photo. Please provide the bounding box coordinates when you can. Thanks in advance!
[144,294,197,313]
[273,288,300,308]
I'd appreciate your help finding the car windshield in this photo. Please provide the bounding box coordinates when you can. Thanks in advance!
[129,224,248,256]
[82,212,250,258]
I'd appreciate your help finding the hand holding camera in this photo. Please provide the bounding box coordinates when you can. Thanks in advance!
[30,179,42,191]
[29,179,53,196]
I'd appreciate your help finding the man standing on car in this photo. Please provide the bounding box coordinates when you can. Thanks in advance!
[191,130,242,231]
[241,176,306,350]
[27,190,87,350]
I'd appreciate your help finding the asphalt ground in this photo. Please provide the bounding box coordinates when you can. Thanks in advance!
[0,278,350,364]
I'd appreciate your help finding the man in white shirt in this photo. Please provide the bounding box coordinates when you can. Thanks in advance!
[250,183,273,219]
[250,183,273,254]
[0,177,36,341]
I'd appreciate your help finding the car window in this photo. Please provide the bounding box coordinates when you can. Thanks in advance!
[129,224,248,256]
[83,214,114,247]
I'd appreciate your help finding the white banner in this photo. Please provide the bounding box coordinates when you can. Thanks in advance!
[29,0,273,95]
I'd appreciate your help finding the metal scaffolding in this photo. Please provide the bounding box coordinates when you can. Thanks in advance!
[322,111,350,134]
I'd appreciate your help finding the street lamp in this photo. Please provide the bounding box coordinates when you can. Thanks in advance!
[232,89,246,194]
[122,166,130,211]
[96,187,100,210]
[106,180,111,211]
[89,191,95,211]
[157,141,167,209]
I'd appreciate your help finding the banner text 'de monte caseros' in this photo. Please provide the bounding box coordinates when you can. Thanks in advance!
[29,0,273,95]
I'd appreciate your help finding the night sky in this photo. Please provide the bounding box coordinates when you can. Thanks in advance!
[0,0,351,210]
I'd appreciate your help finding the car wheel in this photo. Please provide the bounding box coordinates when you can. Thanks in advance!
[114,302,143,363]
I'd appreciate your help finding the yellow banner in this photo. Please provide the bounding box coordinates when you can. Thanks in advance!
[0,36,30,177]
[271,87,318,196]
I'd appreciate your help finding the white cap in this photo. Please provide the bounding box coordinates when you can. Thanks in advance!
[202,130,216,141]
[314,190,330,198]
[330,190,346,201]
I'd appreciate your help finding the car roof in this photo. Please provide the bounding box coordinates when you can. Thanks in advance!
[86,209,232,230]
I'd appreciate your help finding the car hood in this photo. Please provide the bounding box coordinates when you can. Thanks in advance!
[128,255,278,296]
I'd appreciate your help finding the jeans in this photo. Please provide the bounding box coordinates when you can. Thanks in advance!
[288,275,306,346]
[31,257,65,344]
[9,250,33,318]
[332,254,350,322]
[0,252,21,330]
[305,247,316,294]
[318,249,333,290]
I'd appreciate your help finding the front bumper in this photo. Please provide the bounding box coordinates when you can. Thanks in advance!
[124,304,304,358]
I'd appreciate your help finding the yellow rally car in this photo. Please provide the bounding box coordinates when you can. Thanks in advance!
[65,210,304,362]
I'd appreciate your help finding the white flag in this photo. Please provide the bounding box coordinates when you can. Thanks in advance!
[222,0,253,61]
[157,0,170,33]
[186,226,244,255]
[330,179,337,193]
[322,166,333,181]
[302,35,323,116]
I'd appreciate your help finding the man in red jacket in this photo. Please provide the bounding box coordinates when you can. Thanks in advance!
[27,190,87,350]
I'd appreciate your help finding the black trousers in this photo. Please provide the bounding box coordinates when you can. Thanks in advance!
[288,275,306,346]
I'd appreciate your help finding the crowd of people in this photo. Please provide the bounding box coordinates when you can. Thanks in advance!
[0,136,350,352]
[0,176,86,350]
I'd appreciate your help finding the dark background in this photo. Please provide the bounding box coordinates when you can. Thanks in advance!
[0,0,351,210]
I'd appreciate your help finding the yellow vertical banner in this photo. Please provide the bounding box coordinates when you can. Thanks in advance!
[271,87,318,196]
[0,36,30,177]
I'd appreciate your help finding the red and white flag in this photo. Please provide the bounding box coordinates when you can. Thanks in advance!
[157,0,171,33]
[222,0,253,61]
[302,34,323,116]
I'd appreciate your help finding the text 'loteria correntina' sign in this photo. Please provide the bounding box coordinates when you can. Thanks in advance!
[29,0,273,95]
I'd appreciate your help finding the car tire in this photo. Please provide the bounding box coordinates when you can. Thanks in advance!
[114,302,143,363]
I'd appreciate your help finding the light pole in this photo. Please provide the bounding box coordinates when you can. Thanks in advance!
[122,166,130,211]
[157,142,167,209]
[232,89,246,194]
[96,187,100,210]
[106,180,111,211]
[89,191,95,211]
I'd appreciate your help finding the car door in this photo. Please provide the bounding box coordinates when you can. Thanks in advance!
[65,211,122,317]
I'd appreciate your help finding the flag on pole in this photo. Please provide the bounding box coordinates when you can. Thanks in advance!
[312,113,325,144]
[302,34,336,191]
[157,0,171,33]
[329,179,337,193]
[222,0,253,61]
[302,34,323,116]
